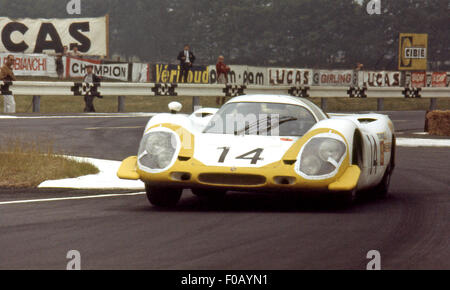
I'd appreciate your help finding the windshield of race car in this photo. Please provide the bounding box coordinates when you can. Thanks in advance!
[203,102,317,136]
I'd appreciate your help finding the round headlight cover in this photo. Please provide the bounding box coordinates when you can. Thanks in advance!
[138,129,180,172]
[297,133,346,179]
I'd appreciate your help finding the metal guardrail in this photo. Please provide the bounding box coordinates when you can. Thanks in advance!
[1,81,448,112]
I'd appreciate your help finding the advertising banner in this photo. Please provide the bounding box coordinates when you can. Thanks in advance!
[410,72,427,87]
[0,53,56,77]
[0,16,108,56]
[153,64,209,83]
[65,57,129,81]
[398,33,428,71]
[208,65,266,85]
[431,72,448,87]
[363,71,402,87]
[313,70,355,86]
[131,63,150,82]
[268,68,312,86]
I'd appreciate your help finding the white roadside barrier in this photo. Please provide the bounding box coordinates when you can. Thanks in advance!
[1,80,449,112]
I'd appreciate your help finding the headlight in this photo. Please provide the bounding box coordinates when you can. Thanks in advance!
[298,136,346,178]
[138,131,178,170]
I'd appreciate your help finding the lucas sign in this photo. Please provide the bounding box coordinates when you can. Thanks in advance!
[398,33,428,71]
[0,16,108,56]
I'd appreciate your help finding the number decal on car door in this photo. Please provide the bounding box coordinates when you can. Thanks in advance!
[217,147,264,165]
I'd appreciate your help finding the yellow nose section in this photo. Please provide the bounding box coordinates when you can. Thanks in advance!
[328,165,361,191]
[117,156,140,180]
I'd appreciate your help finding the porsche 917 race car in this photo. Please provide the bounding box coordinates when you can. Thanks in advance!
[117,95,395,207]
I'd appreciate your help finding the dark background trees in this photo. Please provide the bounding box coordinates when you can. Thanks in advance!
[0,0,448,70]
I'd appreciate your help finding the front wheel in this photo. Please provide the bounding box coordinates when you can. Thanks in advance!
[191,188,227,200]
[145,184,182,207]
[331,188,356,208]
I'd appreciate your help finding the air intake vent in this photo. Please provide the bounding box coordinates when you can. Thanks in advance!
[198,173,266,186]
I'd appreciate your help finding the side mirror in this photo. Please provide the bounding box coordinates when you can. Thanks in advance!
[168,102,182,114]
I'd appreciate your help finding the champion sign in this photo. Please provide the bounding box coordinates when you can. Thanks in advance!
[65,57,129,81]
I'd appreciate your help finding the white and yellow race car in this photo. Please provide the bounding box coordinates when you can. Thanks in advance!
[118,95,395,207]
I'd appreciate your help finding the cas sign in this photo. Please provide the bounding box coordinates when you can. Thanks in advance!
[0,16,108,56]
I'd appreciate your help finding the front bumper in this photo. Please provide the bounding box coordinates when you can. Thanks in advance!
[117,156,361,192]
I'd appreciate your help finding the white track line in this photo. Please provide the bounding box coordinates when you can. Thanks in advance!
[0,192,146,206]
[397,138,450,147]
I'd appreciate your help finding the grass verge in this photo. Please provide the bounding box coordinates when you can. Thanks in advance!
[0,138,99,188]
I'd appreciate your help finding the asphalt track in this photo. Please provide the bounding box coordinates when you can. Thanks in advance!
[0,111,449,269]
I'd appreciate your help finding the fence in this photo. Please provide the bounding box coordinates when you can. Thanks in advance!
[1,80,449,113]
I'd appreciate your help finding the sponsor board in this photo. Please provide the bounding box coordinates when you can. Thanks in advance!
[65,57,129,81]
[0,53,56,77]
[363,71,401,87]
[268,68,312,85]
[153,64,209,83]
[313,70,355,86]
[131,63,150,82]
[0,16,108,56]
[208,65,266,85]
[398,33,428,71]
[431,72,448,87]
[410,72,427,88]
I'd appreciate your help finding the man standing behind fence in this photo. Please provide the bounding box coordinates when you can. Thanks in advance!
[177,44,196,83]
[0,55,17,113]
[83,65,102,112]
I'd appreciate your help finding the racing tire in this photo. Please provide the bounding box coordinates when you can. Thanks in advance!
[371,136,395,198]
[331,188,356,208]
[372,161,393,198]
[145,184,182,207]
[191,189,227,200]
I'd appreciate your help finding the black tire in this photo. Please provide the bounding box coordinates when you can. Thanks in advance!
[372,162,393,198]
[371,136,395,198]
[145,184,182,207]
[191,188,227,200]
[332,188,356,208]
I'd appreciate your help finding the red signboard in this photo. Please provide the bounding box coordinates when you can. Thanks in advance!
[431,72,447,87]
[411,72,426,87]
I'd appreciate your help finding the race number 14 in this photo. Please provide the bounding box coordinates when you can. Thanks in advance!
[218,147,264,165]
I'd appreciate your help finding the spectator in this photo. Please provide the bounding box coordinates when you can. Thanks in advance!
[355,62,364,71]
[216,55,230,84]
[216,55,230,105]
[83,65,102,112]
[177,44,196,83]
[0,55,17,113]
[72,45,81,57]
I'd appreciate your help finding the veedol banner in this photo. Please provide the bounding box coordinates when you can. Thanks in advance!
[268,68,312,85]
[313,70,355,86]
[0,53,56,77]
[0,16,108,56]
[410,72,427,88]
[363,71,402,87]
[153,64,209,84]
[431,72,448,87]
[65,57,129,81]
[131,63,150,82]
[208,65,266,85]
